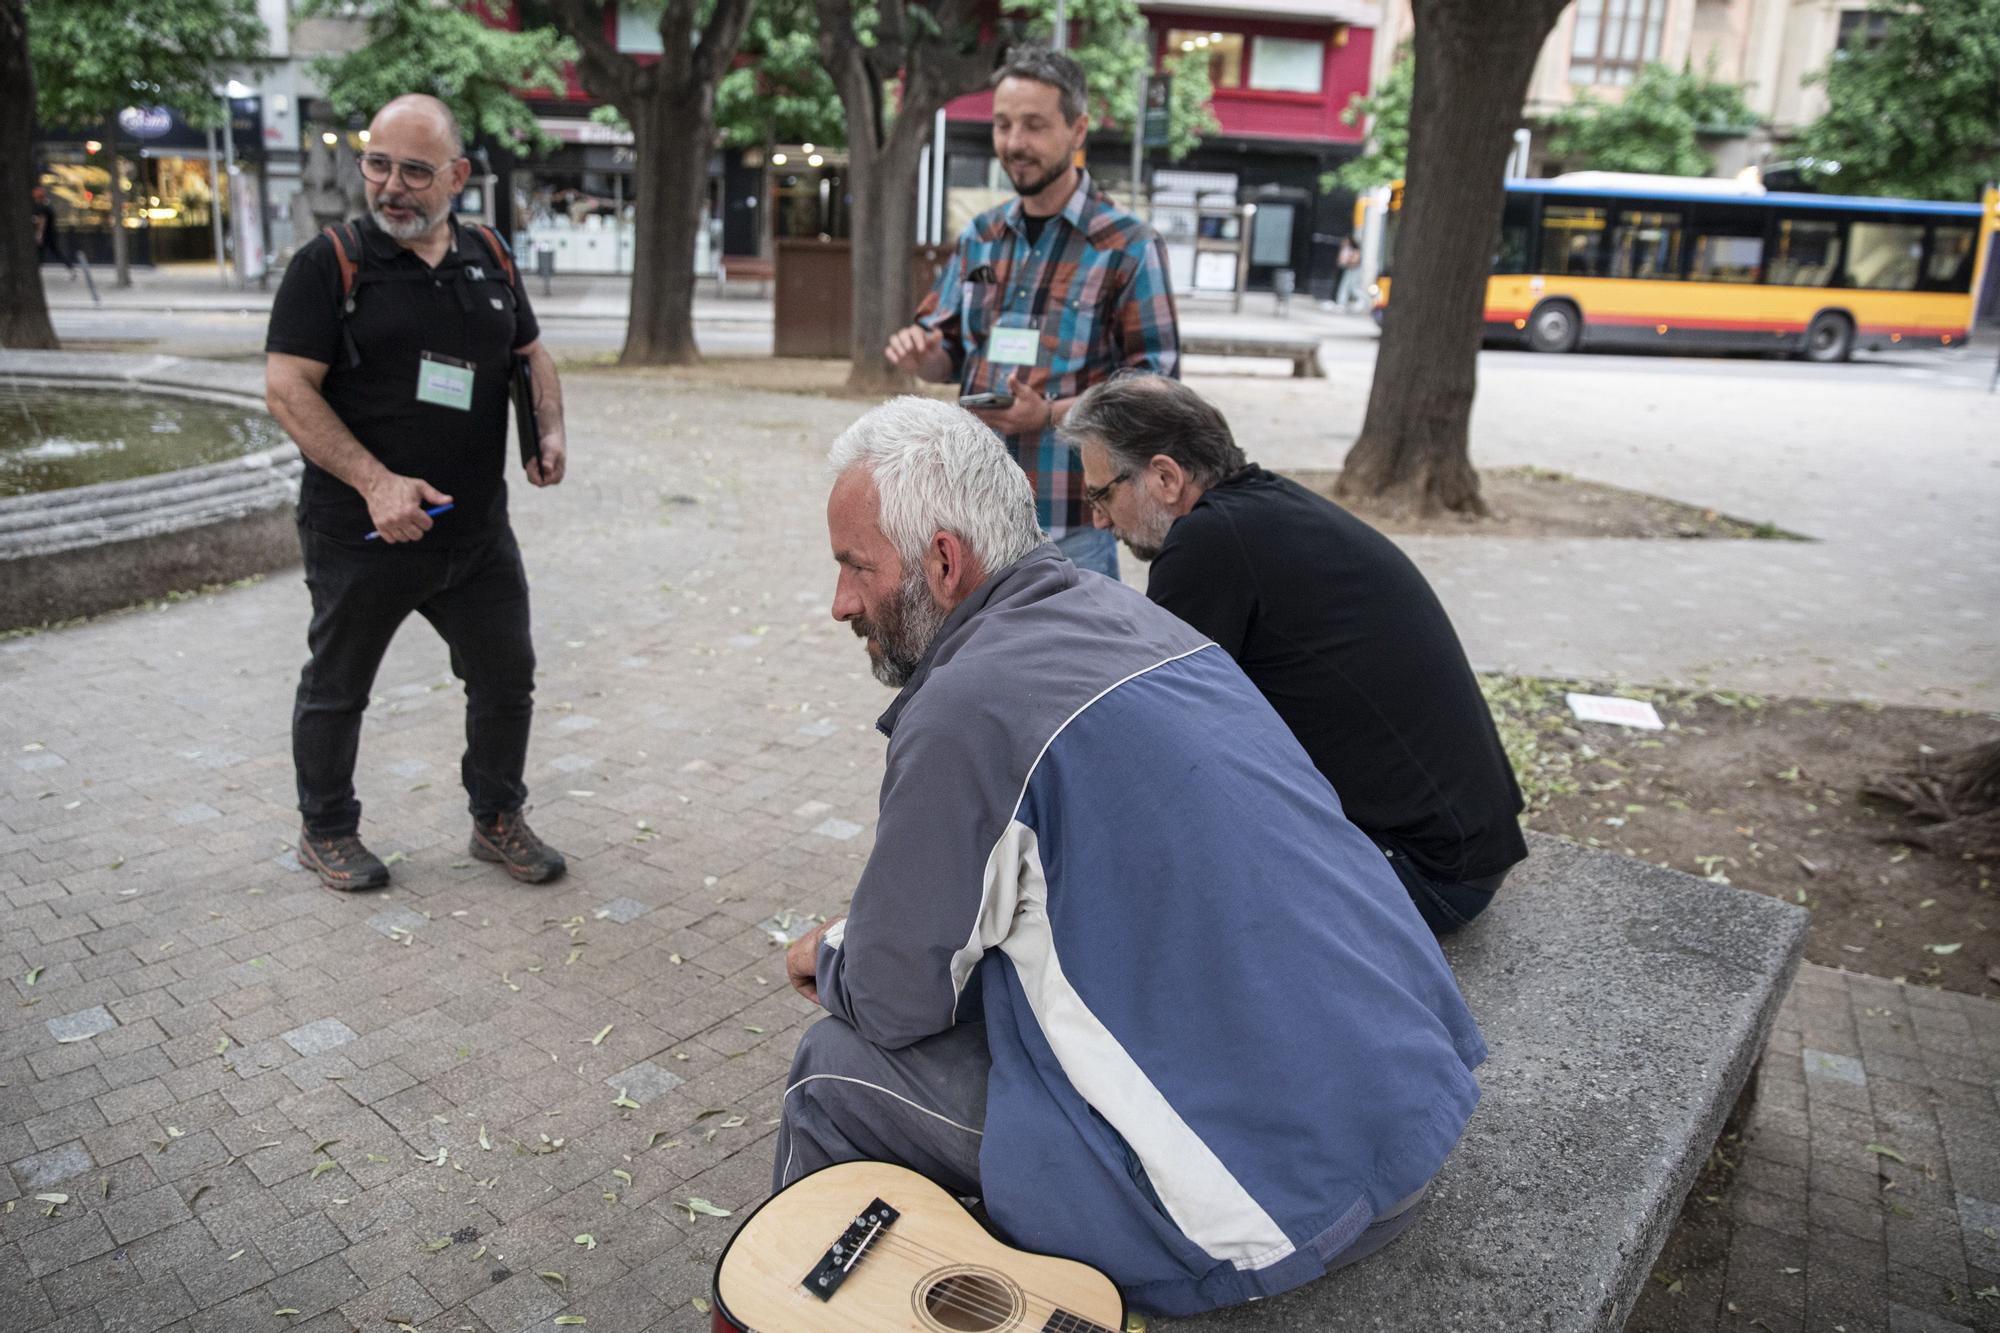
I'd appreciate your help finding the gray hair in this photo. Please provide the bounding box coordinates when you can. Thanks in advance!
[994,44,1089,123]
[828,397,1046,575]
[1062,373,1246,487]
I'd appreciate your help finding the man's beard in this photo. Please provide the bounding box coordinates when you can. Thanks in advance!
[370,193,436,240]
[1006,153,1071,200]
[1113,496,1177,563]
[853,566,951,688]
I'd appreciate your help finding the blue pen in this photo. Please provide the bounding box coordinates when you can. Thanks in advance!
[364,502,454,541]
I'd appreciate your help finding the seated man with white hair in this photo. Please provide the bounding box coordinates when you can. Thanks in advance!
[774,396,1487,1317]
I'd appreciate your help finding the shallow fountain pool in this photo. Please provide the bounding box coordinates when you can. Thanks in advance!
[0,382,288,497]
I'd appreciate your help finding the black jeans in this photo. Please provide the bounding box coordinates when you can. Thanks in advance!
[1380,845,1509,936]
[293,521,535,837]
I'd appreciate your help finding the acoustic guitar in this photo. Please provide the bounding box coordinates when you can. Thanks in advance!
[711,1160,1126,1332]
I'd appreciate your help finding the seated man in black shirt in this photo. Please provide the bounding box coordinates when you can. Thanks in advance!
[1063,374,1526,932]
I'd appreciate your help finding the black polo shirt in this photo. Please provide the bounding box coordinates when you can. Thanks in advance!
[1146,465,1528,884]
[265,215,539,544]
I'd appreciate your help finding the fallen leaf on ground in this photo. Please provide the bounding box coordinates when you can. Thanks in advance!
[677,1197,732,1221]
[573,1234,596,1250]
[589,1024,613,1046]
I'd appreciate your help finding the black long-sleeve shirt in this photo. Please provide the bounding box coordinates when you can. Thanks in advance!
[1146,465,1527,883]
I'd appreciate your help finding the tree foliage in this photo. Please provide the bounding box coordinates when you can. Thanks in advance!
[1546,62,1756,176]
[1329,45,1410,192]
[28,0,266,129]
[716,0,845,149]
[1795,0,2000,200]
[302,0,575,155]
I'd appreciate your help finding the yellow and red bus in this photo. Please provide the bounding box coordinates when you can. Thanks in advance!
[1374,172,1998,361]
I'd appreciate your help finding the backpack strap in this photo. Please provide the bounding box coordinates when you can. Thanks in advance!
[470,223,516,290]
[323,222,365,369]
[323,223,363,310]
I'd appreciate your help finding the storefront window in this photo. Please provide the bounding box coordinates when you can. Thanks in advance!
[1249,36,1324,94]
[1166,30,1243,88]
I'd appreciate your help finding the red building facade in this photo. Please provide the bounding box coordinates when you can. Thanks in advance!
[940,0,1377,294]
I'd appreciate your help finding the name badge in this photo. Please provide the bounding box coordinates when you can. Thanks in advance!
[987,323,1041,367]
[416,351,475,411]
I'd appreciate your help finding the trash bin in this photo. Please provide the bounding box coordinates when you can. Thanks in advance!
[1273,267,1296,315]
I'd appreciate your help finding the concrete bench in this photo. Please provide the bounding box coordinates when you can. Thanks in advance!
[1180,334,1326,378]
[1163,832,1807,1332]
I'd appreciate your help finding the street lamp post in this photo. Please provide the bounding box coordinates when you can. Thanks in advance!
[217,80,253,288]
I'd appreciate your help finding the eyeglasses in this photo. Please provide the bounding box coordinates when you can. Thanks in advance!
[357,153,454,190]
[1083,470,1132,511]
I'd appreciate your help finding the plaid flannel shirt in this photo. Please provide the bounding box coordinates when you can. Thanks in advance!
[919,171,1179,540]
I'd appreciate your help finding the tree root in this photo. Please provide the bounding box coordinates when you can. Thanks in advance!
[1864,740,2000,858]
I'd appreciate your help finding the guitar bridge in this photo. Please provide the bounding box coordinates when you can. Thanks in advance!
[801,1196,900,1302]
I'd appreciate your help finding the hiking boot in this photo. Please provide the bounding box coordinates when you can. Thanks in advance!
[299,827,391,892]
[470,809,566,884]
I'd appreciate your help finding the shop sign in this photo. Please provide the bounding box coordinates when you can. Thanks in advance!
[118,106,174,140]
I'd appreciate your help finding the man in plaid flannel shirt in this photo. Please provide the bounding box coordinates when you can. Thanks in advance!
[886,45,1180,578]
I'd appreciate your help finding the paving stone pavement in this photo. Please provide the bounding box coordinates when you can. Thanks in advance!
[1,369,1995,1332]
[1625,964,2000,1333]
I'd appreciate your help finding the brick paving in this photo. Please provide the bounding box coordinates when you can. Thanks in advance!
[2,368,1996,1332]
[1629,965,2000,1333]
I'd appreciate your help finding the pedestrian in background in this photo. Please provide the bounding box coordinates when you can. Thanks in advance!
[1333,233,1362,311]
[884,45,1178,579]
[32,185,75,277]
[264,93,569,893]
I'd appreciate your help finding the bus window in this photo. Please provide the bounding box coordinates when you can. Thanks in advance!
[1609,209,1682,279]
[1845,221,1923,290]
[1768,219,1842,287]
[1494,193,1533,275]
[1540,204,1607,276]
[1688,215,1764,283]
[1922,223,1977,293]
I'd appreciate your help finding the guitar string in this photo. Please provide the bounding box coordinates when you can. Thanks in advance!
[860,1228,1112,1327]
[803,1231,1093,1331]
[826,1230,1115,1331]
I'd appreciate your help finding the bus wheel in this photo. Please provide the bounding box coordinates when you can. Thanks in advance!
[1526,301,1582,354]
[1802,312,1854,363]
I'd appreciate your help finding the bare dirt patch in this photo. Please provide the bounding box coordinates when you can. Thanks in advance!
[1289,466,1808,541]
[1485,676,2000,996]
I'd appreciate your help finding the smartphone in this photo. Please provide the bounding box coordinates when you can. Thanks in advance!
[959,392,1014,410]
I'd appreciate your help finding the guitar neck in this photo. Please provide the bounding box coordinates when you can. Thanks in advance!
[1041,1311,1119,1333]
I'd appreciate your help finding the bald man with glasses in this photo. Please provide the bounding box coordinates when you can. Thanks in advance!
[265,93,569,894]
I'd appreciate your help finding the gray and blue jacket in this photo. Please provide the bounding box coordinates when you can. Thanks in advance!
[815,546,1486,1316]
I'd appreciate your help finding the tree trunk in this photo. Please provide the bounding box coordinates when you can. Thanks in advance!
[0,0,56,349]
[842,113,927,395]
[106,111,131,289]
[622,91,708,366]
[1338,0,1567,517]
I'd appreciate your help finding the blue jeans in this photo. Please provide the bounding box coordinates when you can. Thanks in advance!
[1380,846,1506,936]
[1056,527,1119,578]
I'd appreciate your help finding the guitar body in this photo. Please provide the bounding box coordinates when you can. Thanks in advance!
[712,1161,1125,1333]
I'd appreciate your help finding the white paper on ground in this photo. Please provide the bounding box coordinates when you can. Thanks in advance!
[1565,692,1665,731]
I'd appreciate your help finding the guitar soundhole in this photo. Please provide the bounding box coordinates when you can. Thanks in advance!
[915,1265,1024,1332]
